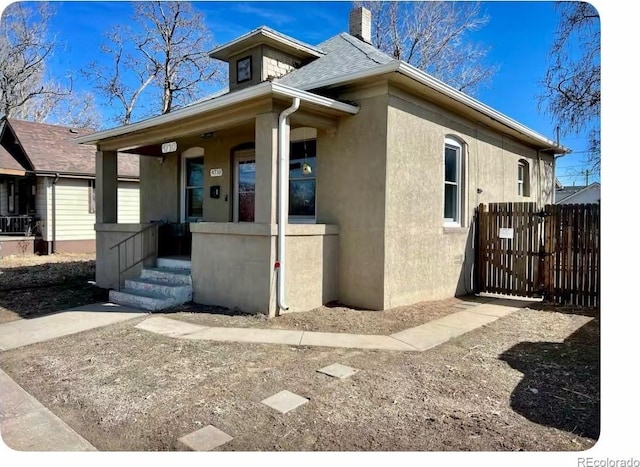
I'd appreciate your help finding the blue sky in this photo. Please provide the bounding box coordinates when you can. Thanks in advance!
[1,0,604,186]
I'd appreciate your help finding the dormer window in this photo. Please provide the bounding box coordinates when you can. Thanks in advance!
[208,26,324,92]
[237,56,252,83]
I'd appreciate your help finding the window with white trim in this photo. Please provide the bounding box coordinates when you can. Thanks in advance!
[444,137,464,226]
[518,160,530,197]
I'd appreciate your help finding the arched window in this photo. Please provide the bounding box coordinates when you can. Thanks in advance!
[518,159,530,197]
[444,136,465,226]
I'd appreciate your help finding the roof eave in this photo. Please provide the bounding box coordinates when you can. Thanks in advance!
[208,27,324,61]
[75,82,359,146]
[294,60,569,154]
[32,170,139,181]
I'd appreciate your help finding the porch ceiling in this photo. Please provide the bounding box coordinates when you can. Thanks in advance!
[76,82,359,153]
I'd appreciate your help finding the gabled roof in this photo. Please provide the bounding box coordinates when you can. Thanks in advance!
[555,182,600,204]
[0,143,27,175]
[1,118,139,178]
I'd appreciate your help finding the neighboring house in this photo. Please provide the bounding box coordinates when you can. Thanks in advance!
[555,182,600,204]
[77,8,568,314]
[0,117,140,256]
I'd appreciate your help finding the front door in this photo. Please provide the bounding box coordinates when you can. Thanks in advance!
[234,151,256,222]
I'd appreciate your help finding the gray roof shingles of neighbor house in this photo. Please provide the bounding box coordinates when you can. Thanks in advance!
[1,118,139,179]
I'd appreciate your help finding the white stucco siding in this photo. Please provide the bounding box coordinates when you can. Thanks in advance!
[117,181,140,224]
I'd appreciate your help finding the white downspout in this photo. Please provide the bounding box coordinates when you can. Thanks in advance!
[276,97,300,313]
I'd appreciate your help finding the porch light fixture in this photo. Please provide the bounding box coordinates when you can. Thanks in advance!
[302,162,312,175]
[301,128,312,175]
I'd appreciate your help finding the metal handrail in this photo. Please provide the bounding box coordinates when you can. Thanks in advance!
[110,222,161,290]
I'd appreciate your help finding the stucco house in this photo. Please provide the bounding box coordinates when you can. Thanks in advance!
[0,117,139,256]
[77,8,568,314]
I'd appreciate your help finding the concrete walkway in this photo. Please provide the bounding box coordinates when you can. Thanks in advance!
[136,297,536,352]
[0,303,147,351]
[0,369,96,451]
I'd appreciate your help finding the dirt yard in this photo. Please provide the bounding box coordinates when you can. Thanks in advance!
[0,253,107,323]
[0,297,599,451]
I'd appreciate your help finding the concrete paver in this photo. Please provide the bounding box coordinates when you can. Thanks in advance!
[317,363,358,379]
[0,369,96,451]
[176,425,233,451]
[0,303,146,351]
[261,390,309,414]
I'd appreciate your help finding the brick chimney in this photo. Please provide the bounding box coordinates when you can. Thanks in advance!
[349,6,372,44]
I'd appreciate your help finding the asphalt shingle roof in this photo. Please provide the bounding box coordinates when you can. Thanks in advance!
[0,144,27,172]
[555,185,587,203]
[276,33,396,90]
[3,119,139,178]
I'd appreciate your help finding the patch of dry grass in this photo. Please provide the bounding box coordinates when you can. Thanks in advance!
[0,253,105,323]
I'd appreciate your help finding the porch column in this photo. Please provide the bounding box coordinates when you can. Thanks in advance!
[96,150,118,223]
[254,112,279,224]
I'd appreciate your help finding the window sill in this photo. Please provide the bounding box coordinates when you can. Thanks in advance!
[442,225,469,234]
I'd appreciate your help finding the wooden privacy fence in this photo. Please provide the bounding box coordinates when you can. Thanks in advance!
[475,202,600,307]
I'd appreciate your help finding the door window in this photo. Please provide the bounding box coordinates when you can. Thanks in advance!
[235,155,256,222]
[185,156,204,221]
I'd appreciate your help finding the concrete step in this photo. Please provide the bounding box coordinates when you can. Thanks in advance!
[125,278,192,303]
[109,288,178,312]
[156,257,191,270]
[140,267,192,285]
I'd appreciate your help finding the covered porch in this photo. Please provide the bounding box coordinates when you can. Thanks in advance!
[81,83,358,316]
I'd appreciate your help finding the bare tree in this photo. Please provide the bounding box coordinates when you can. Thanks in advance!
[0,3,67,118]
[0,3,101,128]
[85,1,223,124]
[356,1,497,95]
[84,28,157,125]
[32,89,102,130]
[539,2,600,171]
